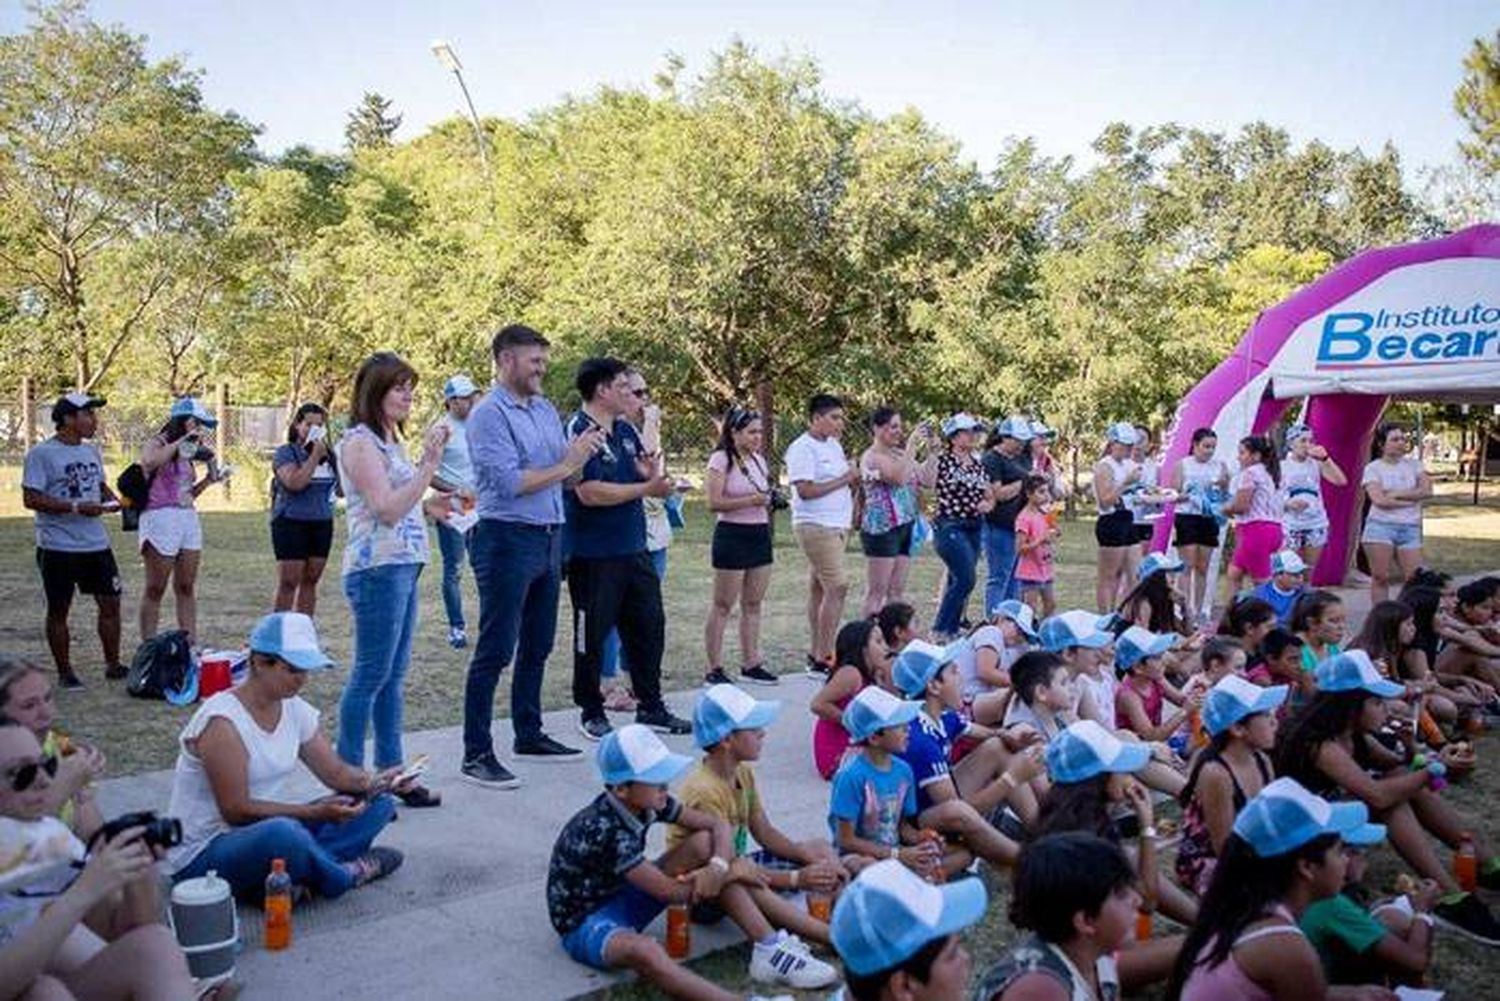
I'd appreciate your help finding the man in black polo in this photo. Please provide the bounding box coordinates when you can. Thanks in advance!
[981,415,1034,613]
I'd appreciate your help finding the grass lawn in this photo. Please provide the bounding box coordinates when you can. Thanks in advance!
[1,481,1497,998]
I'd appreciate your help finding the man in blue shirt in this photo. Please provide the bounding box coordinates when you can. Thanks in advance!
[432,373,479,649]
[565,357,691,742]
[462,325,605,788]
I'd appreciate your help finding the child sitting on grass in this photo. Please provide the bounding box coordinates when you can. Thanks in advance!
[810,618,895,780]
[1299,845,1439,988]
[831,857,988,1001]
[1113,625,1201,744]
[547,723,838,997]
[953,600,1039,725]
[828,686,954,878]
[1254,628,1305,692]
[893,641,1046,863]
[1252,550,1309,627]
[671,684,844,945]
[1003,651,1076,740]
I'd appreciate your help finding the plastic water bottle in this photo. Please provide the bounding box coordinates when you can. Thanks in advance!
[1455,833,1478,892]
[263,858,292,950]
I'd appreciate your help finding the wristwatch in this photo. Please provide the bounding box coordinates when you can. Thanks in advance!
[1141,825,1159,840]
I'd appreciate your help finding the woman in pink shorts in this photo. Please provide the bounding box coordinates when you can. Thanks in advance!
[1221,435,1282,595]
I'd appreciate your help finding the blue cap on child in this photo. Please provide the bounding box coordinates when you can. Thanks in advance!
[1314,650,1404,699]
[892,639,960,698]
[831,858,987,976]
[989,599,1039,641]
[1045,720,1151,784]
[1114,626,1174,672]
[1203,676,1288,736]
[1233,777,1385,857]
[248,612,335,672]
[596,724,694,787]
[841,687,922,743]
[692,684,781,749]
[1038,610,1113,653]
[1137,551,1185,580]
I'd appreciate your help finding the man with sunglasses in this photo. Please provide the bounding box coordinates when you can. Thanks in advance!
[0,720,199,998]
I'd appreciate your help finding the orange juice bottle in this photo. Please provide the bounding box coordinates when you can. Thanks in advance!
[1135,909,1153,942]
[1455,833,1478,892]
[263,859,292,950]
[665,902,691,959]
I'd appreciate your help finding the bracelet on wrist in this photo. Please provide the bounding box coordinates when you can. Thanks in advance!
[708,856,730,873]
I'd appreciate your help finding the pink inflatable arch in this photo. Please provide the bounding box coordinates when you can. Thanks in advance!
[1156,224,1500,585]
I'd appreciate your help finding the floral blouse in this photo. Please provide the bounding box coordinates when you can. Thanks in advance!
[934,452,989,521]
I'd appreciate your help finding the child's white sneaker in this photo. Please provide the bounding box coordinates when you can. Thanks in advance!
[749,931,839,989]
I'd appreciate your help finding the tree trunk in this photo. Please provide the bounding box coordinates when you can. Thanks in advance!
[755,376,777,474]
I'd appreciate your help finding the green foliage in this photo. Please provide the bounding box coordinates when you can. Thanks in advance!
[345,91,402,151]
[1455,30,1500,177]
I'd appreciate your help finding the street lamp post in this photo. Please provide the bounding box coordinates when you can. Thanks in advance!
[431,40,491,176]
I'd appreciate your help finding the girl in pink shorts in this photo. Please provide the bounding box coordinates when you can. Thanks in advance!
[1222,436,1283,591]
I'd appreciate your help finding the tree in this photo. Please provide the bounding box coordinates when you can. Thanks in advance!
[0,1,258,392]
[1454,31,1500,177]
[345,91,402,151]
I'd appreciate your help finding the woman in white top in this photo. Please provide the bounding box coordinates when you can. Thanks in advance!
[1172,428,1231,623]
[1360,423,1432,603]
[1278,424,1346,575]
[167,612,411,901]
[1093,423,1143,613]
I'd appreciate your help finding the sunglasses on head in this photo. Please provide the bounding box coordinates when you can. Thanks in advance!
[5,754,58,792]
[727,406,760,430]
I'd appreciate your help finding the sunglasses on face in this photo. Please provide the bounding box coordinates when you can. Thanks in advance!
[5,754,59,792]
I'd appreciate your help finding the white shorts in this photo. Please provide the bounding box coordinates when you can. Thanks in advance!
[139,507,203,556]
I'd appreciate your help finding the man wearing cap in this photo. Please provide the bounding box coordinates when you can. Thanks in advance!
[22,393,124,688]
[785,393,858,676]
[831,857,986,1001]
[464,325,606,787]
[981,416,1033,611]
[433,373,480,650]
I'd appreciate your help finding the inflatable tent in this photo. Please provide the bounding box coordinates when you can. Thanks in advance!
[1157,224,1500,586]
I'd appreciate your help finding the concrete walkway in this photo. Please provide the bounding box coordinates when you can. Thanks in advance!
[98,674,837,1001]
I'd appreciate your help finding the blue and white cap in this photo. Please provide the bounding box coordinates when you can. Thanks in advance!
[1233,777,1386,857]
[248,612,335,672]
[989,599,1038,641]
[1314,650,1404,699]
[892,639,959,697]
[1039,610,1113,653]
[443,374,479,399]
[940,412,986,438]
[169,396,217,428]
[693,684,781,749]
[1114,626,1174,671]
[1105,422,1141,446]
[830,858,987,976]
[1029,420,1056,439]
[994,415,1035,441]
[596,724,694,787]
[1285,423,1313,444]
[842,686,923,743]
[1045,720,1151,784]
[1270,550,1308,576]
[1203,675,1289,736]
[1137,551,1185,580]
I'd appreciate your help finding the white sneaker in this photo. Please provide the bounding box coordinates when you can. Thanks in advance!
[749,932,839,989]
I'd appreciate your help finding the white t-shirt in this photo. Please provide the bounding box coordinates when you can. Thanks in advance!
[953,625,1021,701]
[1363,458,1424,526]
[1280,456,1328,530]
[785,432,853,529]
[166,691,321,873]
[1093,456,1138,514]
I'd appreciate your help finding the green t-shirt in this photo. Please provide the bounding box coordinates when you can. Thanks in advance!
[1300,892,1387,984]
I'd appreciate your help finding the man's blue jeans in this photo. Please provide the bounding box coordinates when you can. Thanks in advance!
[465,520,561,758]
[338,563,422,768]
[435,520,470,631]
[173,794,397,900]
[933,518,981,635]
[983,522,1020,614]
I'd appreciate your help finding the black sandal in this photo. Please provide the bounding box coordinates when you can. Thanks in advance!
[396,784,442,809]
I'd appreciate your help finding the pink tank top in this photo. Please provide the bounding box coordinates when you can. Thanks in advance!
[1180,906,1304,1001]
[813,682,865,780]
[1115,677,1165,731]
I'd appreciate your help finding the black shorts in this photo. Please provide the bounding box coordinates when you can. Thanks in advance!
[1173,513,1221,549]
[860,521,916,558]
[1132,522,1154,544]
[711,521,773,570]
[1094,510,1137,548]
[271,517,334,561]
[37,548,122,607]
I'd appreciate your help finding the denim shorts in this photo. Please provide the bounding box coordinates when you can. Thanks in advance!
[560,884,665,970]
[1362,519,1422,550]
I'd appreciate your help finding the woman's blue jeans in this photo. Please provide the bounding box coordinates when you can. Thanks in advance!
[338,562,422,768]
[173,794,397,901]
[933,518,981,635]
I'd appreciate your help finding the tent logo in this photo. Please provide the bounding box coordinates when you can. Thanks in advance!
[1316,305,1500,369]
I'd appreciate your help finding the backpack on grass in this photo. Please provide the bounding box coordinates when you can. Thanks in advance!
[127,630,198,704]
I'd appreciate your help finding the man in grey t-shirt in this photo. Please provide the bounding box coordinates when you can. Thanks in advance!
[21,393,124,689]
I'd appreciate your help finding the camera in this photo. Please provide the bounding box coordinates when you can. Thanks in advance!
[93,811,183,850]
[767,487,790,512]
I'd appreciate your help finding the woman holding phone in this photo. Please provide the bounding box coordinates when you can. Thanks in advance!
[270,403,340,616]
[137,397,229,646]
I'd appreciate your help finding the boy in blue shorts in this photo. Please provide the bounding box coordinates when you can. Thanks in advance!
[546,723,837,997]
[892,641,1046,869]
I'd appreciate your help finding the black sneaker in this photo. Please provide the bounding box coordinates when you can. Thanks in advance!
[578,715,614,742]
[636,705,692,736]
[103,664,128,681]
[1434,892,1500,946]
[460,753,522,790]
[739,663,779,686]
[804,654,831,680]
[704,667,734,687]
[515,733,585,760]
[348,846,404,888]
[58,671,84,691]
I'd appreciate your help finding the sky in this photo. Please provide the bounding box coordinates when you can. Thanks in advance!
[4,1,1496,174]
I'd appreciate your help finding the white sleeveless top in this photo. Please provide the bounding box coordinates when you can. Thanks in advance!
[1093,456,1137,513]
